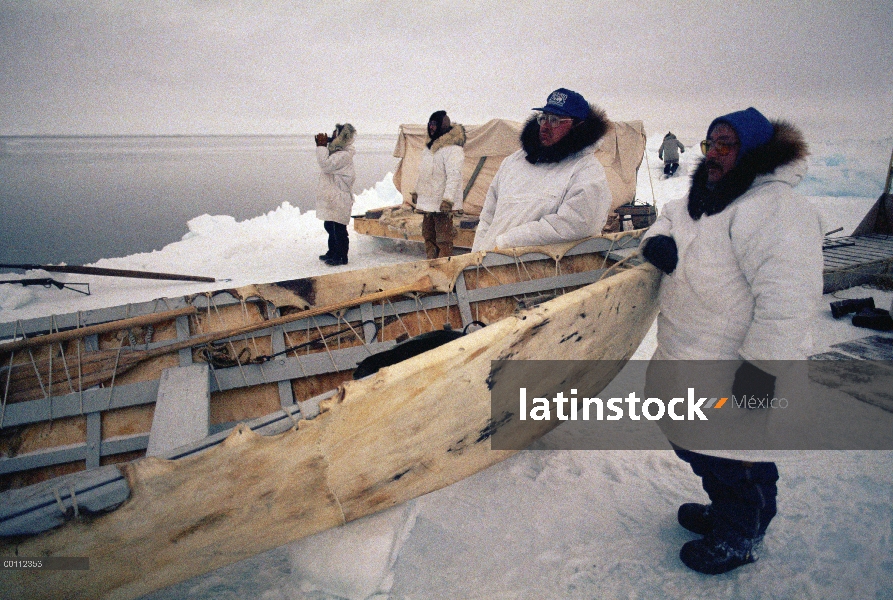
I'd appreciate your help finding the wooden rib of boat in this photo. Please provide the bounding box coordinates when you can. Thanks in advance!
[0,233,660,599]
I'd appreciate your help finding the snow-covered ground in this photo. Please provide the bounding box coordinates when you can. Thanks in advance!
[2,134,892,599]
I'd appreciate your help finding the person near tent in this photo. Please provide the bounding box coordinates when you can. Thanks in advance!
[411,111,466,259]
[640,107,823,574]
[471,88,612,252]
[315,123,357,266]
[659,131,685,177]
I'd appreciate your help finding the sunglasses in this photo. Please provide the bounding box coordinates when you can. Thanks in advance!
[537,114,573,127]
[700,139,740,156]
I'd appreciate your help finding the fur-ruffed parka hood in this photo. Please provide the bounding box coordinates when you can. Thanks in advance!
[327,123,356,154]
[520,105,609,164]
[687,121,808,220]
[426,123,466,154]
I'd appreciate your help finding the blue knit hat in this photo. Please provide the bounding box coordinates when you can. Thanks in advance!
[533,88,591,120]
[708,107,774,162]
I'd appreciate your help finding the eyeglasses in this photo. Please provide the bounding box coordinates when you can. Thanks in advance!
[537,114,573,127]
[700,139,740,156]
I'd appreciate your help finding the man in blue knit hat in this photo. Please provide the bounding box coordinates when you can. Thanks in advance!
[640,108,824,574]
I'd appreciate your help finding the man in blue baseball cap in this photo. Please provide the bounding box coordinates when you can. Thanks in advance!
[472,88,613,251]
[640,107,824,574]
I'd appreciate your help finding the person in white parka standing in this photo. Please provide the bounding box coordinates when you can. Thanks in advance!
[641,107,823,575]
[412,110,465,260]
[315,123,357,266]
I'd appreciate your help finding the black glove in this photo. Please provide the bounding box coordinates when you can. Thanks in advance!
[642,234,678,275]
[732,361,776,407]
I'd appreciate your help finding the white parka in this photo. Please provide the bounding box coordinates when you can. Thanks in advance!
[644,159,823,362]
[315,125,356,225]
[472,148,611,252]
[414,124,466,213]
[643,149,824,462]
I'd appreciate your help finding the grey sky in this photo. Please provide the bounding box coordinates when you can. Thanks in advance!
[1,1,890,139]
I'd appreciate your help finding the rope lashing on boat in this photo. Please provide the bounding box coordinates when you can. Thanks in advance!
[385,298,414,339]
[51,487,79,519]
[76,334,85,415]
[239,298,265,361]
[104,304,132,411]
[50,309,84,405]
[552,256,567,296]
[70,486,79,518]
[210,296,250,387]
[334,315,376,357]
[408,293,436,330]
[312,318,340,371]
[0,349,13,428]
[237,297,268,385]
[249,321,381,364]
[53,488,65,515]
[511,255,535,305]
[597,252,637,282]
[600,236,619,271]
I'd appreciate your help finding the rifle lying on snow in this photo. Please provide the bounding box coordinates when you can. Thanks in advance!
[0,278,91,295]
[0,277,434,404]
[0,263,217,283]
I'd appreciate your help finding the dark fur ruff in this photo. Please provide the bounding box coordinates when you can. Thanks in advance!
[687,121,808,220]
[520,104,609,164]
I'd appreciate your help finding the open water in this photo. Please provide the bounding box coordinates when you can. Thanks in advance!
[0,135,399,266]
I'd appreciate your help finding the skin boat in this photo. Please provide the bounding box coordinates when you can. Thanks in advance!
[0,233,661,599]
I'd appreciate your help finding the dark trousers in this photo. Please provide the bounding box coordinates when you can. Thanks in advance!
[323,221,349,260]
[421,212,455,259]
[664,161,679,176]
[673,445,778,539]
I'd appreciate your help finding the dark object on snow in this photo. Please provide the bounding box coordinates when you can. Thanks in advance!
[353,325,470,379]
[673,445,777,575]
[641,234,678,275]
[680,533,762,575]
[732,361,776,405]
[852,307,893,331]
[678,502,715,536]
[830,296,875,319]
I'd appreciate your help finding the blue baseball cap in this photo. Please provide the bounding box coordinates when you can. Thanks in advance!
[708,107,774,162]
[533,88,590,120]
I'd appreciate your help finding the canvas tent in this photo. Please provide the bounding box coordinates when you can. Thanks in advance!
[353,118,648,248]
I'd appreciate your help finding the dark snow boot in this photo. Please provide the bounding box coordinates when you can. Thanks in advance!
[680,533,761,575]
[678,503,715,535]
[319,253,332,262]
[324,255,348,266]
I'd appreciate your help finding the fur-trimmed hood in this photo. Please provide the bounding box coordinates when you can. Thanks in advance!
[520,105,609,164]
[426,123,466,154]
[687,121,808,220]
[327,123,356,154]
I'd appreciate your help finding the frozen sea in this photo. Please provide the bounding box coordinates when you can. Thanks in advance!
[0,134,399,266]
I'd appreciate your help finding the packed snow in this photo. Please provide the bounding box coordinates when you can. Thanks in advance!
[2,134,892,600]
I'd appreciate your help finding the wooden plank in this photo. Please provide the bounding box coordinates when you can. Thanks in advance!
[146,365,210,457]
